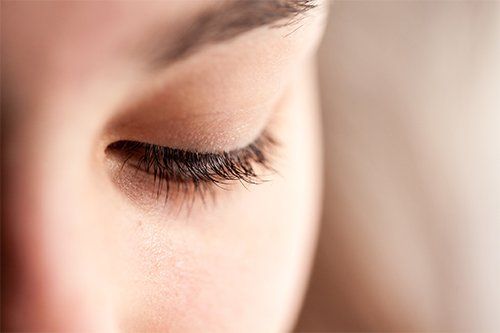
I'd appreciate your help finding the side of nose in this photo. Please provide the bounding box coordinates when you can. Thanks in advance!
[2,128,117,332]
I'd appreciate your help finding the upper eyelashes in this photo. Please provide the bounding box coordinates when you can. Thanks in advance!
[106,132,277,202]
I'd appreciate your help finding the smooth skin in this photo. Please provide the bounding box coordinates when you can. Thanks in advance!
[1,1,326,332]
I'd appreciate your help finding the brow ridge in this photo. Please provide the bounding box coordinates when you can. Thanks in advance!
[151,0,317,67]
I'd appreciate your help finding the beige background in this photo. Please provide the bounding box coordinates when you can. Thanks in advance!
[297,1,500,331]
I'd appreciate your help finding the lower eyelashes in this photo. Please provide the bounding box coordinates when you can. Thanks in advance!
[105,131,277,207]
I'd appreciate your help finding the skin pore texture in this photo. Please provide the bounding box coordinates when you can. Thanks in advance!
[2,1,326,332]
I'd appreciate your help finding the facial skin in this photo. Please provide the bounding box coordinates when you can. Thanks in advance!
[1,1,326,332]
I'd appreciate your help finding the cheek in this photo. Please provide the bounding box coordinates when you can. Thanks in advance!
[115,183,316,332]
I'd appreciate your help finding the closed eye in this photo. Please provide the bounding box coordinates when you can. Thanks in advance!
[105,131,277,204]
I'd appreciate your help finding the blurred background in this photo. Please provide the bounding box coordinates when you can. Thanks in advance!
[296,1,500,331]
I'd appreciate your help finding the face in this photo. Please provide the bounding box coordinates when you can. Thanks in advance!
[1,1,326,331]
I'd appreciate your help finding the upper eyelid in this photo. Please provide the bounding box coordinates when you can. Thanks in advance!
[108,127,275,156]
[106,130,277,183]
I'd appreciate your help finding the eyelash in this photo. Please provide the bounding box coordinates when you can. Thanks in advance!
[106,132,276,202]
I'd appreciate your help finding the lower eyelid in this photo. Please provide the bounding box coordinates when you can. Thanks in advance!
[105,153,258,217]
[115,161,209,199]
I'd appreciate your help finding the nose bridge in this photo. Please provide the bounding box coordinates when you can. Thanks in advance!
[2,115,116,332]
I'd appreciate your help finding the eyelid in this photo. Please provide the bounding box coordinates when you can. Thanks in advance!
[105,131,277,205]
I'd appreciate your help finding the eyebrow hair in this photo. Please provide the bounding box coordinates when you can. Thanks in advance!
[150,0,317,67]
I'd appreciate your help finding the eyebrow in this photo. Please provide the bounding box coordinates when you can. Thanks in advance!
[149,0,317,67]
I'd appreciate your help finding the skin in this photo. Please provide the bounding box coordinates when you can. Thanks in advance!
[2,1,326,332]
